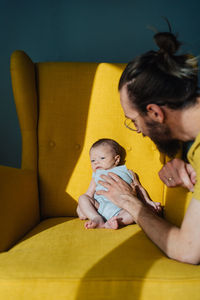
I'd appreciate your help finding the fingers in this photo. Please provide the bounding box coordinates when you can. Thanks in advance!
[107,172,121,182]
[186,163,196,185]
[97,174,118,190]
[96,188,106,196]
[159,158,195,191]
[96,173,118,196]
[96,172,134,199]
[178,165,195,192]
[99,173,119,183]
[159,160,180,187]
[97,171,163,218]
[99,172,130,186]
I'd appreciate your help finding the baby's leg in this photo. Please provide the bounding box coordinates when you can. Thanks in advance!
[116,209,135,226]
[105,210,135,229]
[76,205,87,220]
[78,195,105,229]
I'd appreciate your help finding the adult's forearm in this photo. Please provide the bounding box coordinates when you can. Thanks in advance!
[96,172,200,264]
[123,195,182,261]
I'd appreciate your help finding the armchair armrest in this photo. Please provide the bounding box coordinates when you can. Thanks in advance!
[0,166,40,251]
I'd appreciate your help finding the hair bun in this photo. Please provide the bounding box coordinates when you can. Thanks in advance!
[154,32,181,55]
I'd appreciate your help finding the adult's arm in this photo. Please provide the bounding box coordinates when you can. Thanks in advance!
[97,172,200,265]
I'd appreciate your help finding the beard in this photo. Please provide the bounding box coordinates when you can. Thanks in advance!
[145,120,181,158]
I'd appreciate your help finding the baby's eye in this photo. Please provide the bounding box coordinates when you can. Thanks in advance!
[91,159,95,163]
[101,157,105,160]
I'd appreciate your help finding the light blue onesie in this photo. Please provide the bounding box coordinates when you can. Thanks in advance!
[93,165,133,220]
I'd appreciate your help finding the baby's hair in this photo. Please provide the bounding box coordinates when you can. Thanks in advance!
[90,138,126,165]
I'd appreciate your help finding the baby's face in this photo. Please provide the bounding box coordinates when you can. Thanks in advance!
[90,144,120,172]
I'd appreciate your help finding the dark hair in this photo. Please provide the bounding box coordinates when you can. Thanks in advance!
[118,31,199,113]
[90,138,126,165]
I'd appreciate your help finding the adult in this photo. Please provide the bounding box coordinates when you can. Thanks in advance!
[96,30,200,264]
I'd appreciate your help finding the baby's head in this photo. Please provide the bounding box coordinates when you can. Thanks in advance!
[89,139,126,172]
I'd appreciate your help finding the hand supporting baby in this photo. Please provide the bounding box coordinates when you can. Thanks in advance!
[96,170,163,221]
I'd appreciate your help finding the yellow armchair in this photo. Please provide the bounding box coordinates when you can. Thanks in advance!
[0,50,198,300]
[0,166,39,251]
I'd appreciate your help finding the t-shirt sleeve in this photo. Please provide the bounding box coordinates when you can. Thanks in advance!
[192,146,200,201]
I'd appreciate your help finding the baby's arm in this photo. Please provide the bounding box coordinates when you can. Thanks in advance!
[76,178,97,220]
[130,170,163,216]
[84,178,97,198]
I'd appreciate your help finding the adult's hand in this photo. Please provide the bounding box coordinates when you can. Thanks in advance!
[158,158,196,192]
[96,171,162,217]
[96,172,136,210]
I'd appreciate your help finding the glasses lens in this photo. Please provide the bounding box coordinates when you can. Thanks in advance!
[124,119,137,131]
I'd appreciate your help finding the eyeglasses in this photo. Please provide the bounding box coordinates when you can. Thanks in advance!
[124,117,139,132]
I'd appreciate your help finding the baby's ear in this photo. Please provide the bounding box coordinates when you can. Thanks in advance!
[115,155,121,165]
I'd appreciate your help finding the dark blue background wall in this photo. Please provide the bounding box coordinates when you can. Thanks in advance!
[1,0,200,167]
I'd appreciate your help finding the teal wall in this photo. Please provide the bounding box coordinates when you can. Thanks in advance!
[1,0,200,167]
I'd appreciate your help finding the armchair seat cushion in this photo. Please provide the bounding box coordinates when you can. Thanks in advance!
[0,218,200,299]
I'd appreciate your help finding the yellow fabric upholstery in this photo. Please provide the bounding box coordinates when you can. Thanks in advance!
[1,218,200,299]
[188,132,200,200]
[0,166,39,251]
[10,51,38,170]
[36,61,99,217]
[34,60,166,218]
[0,50,198,299]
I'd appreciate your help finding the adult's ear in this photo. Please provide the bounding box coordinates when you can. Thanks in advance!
[146,104,165,123]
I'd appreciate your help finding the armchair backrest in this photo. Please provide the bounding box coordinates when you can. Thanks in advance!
[10,51,191,224]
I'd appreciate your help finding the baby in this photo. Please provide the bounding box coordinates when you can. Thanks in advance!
[77,138,136,229]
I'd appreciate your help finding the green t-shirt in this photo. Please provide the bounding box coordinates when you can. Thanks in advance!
[187,132,200,200]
